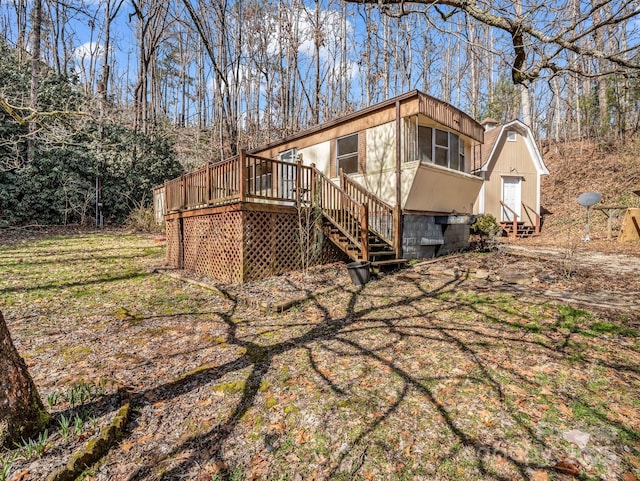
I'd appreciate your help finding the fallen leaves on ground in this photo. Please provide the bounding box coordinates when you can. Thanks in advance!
[0,230,639,480]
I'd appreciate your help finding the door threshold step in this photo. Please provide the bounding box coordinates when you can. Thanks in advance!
[371,258,408,267]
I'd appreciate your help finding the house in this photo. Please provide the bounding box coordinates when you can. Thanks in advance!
[474,119,549,236]
[157,90,486,283]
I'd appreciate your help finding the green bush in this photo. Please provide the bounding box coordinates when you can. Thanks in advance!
[470,214,502,250]
[0,39,183,227]
[471,214,502,237]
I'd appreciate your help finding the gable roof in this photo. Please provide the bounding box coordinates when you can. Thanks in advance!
[477,119,549,175]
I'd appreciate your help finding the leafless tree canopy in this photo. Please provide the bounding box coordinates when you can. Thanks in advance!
[1,0,640,162]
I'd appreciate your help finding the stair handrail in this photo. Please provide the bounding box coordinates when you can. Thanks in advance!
[499,200,519,238]
[521,202,541,234]
[311,166,369,261]
[339,170,395,247]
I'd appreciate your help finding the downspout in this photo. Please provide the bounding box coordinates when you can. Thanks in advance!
[394,100,403,258]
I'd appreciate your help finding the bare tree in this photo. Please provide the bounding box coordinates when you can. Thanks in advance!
[347,0,640,104]
[130,0,170,134]
[181,0,243,155]
[27,0,42,164]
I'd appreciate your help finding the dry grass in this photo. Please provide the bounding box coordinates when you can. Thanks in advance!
[0,232,639,480]
[540,138,640,246]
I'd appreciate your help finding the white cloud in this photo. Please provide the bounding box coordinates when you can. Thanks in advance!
[73,41,104,63]
[71,41,105,86]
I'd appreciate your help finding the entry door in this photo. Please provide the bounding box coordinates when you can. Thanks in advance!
[502,176,521,222]
[278,149,297,199]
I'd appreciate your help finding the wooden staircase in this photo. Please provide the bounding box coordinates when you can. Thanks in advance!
[500,221,537,238]
[500,201,541,238]
[313,167,406,269]
[322,221,402,266]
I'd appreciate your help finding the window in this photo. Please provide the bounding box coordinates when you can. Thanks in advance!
[337,133,359,174]
[408,122,466,172]
[434,129,449,167]
[417,126,432,163]
[449,133,460,171]
[507,130,517,142]
[279,148,297,162]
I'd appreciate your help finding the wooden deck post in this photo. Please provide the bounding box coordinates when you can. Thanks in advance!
[164,180,168,213]
[338,167,345,226]
[361,203,369,261]
[296,158,302,205]
[393,204,402,258]
[239,149,246,202]
[181,177,186,210]
[206,163,211,204]
[310,163,317,208]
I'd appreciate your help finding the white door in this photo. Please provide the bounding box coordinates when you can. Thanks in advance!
[502,176,521,222]
[278,149,297,199]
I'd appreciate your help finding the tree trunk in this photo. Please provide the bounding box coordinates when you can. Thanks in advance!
[27,0,42,164]
[0,311,49,448]
[519,83,532,127]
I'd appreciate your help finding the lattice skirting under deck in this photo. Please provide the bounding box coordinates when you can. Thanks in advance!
[165,205,347,283]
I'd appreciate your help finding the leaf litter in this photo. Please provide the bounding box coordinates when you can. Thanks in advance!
[0,230,638,480]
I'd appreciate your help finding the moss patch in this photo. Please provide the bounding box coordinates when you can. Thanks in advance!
[46,403,130,481]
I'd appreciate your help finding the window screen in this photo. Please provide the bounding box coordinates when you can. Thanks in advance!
[449,134,459,171]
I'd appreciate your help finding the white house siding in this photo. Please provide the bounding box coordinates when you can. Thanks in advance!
[299,141,331,177]
[365,122,396,173]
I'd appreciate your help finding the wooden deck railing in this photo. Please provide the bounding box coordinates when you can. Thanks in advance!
[165,176,184,212]
[209,154,241,202]
[161,151,392,261]
[244,154,315,204]
[340,170,394,246]
[315,168,368,260]
[164,151,323,211]
[499,201,519,238]
[521,202,541,234]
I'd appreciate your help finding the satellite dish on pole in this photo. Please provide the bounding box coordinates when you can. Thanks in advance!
[578,192,601,242]
[578,192,602,207]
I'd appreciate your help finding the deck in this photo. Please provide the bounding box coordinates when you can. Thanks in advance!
[155,151,403,283]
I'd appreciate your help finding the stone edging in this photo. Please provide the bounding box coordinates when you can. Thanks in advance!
[46,402,130,481]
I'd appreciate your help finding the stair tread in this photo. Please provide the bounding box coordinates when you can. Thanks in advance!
[371,258,408,266]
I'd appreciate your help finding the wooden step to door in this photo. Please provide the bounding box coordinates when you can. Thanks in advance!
[369,250,396,258]
[371,258,408,268]
[500,222,538,238]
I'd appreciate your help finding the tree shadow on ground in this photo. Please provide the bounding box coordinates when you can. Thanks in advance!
[51,268,638,480]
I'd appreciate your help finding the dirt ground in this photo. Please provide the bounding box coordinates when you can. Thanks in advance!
[1,230,639,481]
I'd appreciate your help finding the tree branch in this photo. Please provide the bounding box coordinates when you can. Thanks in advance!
[347,0,640,84]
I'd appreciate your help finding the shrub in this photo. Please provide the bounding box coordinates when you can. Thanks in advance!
[124,200,162,233]
[470,214,502,250]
